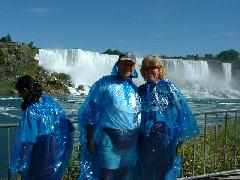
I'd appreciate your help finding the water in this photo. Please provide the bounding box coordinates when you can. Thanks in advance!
[1,94,240,178]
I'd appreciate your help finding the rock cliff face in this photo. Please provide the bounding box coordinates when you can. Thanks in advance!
[0,42,73,94]
[232,61,240,84]
[208,60,240,85]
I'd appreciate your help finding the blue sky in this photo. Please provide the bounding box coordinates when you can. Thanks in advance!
[1,0,240,57]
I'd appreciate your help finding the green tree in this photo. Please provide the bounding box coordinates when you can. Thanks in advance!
[216,49,239,61]
[186,55,195,60]
[0,34,12,43]
[204,54,214,60]
[102,49,121,55]
[28,41,34,48]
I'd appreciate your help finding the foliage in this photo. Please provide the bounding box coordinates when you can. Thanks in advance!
[77,85,85,91]
[102,49,121,55]
[0,40,73,94]
[0,34,12,43]
[0,50,6,65]
[27,41,38,50]
[180,118,240,177]
[0,79,16,93]
[63,144,80,180]
[185,54,199,60]
[216,49,239,61]
[27,41,34,48]
[159,49,240,61]
[204,54,215,60]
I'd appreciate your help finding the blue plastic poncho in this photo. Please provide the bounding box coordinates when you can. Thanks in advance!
[78,64,141,180]
[10,94,73,179]
[138,79,199,180]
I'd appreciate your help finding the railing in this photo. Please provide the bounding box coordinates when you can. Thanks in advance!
[179,109,240,179]
[0,123,18,180]
[0,110,240,179]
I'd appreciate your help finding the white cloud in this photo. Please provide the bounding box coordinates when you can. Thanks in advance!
[25,8,57,14]
[116,39,128,44]
[225,32,236,37]
[153,32,168,38]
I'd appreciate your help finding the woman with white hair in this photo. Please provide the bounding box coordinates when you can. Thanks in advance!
[138,55,198,180]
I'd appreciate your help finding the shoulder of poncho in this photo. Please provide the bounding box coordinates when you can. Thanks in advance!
[158,79,177,89]
[95,75,115,84]
[157,79,172,86]
[27,94,55,111]
[101,75,115,81]
[26,100,41,112]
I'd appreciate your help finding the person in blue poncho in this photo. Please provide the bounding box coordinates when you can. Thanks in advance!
[138,55,199,180]
[78,52,141,180]
[10,75,74,180]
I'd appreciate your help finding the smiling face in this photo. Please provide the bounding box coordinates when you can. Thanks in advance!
[118,60,136,80]
[140,55,166,83]
[145,67,161,83]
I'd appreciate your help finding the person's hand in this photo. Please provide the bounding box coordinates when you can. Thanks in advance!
[176,141,183,153]
[87,138,95,154]
[150,121,170,135]
[19,170,29,179]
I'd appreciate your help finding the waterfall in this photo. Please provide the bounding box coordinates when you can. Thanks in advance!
[37,49,118,86]
[222,63,232,81]
[164,59,210,83]
[36,49,239,99]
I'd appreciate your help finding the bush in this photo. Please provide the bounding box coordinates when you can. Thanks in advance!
[0,50,6,65]
[180,118,240,177]
[63,144,80,179]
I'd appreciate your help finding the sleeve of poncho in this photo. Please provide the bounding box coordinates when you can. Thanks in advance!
[10,108,38,174]
[169,82,199,142]
[78,79,103,127]
[78,79,104,180]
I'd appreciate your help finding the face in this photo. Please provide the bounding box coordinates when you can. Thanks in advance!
[18,88,28,100]
[145,67,160,83]
[118,60,135,80]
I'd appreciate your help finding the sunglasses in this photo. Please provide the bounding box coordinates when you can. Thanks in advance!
[119,61,135,66]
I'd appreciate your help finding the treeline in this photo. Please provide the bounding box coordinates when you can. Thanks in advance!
[2,34,239,62]
[103,49,240,62]
[162,49,240,62]
[0,34,36,50]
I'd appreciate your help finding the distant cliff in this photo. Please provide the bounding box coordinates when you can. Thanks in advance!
[0,42,73,94]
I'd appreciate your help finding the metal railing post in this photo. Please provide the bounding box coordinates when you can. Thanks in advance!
[223,112,228,170]
[192,114,196,177]
[234,111,238,169]
[203,114,207,175]
[192,137,196,177]
[8,128,10,180]
[213,114,218,173]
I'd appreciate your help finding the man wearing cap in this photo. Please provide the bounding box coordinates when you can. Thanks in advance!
[78,52,141,180]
